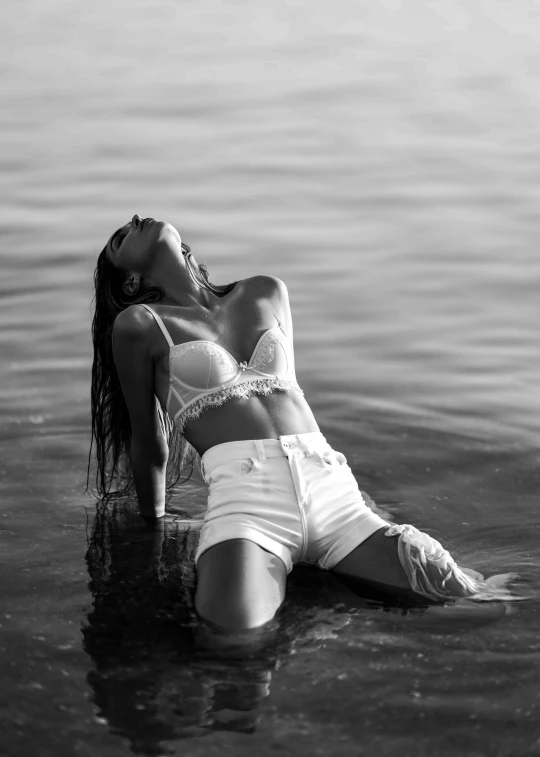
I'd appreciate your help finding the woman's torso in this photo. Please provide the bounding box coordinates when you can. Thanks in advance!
[145,276,319,455]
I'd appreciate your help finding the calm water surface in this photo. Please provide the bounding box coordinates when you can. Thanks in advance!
[2,1,540,755]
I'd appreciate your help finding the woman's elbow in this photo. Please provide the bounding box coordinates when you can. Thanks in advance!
[130,436,169,468]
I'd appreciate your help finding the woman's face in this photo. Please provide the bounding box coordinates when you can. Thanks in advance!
[106,215,182,275]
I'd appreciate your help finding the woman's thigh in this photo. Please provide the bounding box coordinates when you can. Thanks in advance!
[195,538,288,631]
[330,527,415,595]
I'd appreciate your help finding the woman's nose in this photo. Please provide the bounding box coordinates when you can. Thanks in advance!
[132,214,142,228]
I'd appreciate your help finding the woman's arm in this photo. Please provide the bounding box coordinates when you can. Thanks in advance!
[113,306,169,519]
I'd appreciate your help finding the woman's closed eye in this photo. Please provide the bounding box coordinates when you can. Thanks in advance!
[111,228,129,252]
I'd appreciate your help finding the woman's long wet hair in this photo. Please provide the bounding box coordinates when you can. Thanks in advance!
[88,233,237,501]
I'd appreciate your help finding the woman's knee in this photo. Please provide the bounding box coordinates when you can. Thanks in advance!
[195,589,280,630]
[195,539,287,631]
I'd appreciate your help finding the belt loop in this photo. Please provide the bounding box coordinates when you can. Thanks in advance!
[254,439,267,465]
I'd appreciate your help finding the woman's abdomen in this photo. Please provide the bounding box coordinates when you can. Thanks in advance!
[184,390,319,456]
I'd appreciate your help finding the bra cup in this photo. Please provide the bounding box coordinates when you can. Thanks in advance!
[264,339,289,375]
[250,332,290,375]
[170,349,237,389]
[206,353,238,387]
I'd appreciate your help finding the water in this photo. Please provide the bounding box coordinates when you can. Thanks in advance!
[2,1,540,754]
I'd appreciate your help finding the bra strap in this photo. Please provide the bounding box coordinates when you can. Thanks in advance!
[141,304,174,348]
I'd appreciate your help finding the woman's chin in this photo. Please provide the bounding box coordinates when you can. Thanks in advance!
[160,220,181,239]
[150,220,182,251]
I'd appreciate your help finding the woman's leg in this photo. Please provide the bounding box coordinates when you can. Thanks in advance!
[330,524,511,602]
[330,527,415,596]
[195,538,288,631]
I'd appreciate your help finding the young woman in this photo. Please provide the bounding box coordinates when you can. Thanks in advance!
[90,215,514,630]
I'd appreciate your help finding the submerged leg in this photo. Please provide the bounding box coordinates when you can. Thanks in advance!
[195,538,288,631]
[332,524,518,602]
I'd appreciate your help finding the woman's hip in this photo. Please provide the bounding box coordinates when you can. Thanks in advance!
[197,432,385,566]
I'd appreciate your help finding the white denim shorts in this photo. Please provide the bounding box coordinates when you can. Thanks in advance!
[195,432,389,573]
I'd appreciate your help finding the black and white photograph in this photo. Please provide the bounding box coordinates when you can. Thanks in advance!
[1,2,539,755]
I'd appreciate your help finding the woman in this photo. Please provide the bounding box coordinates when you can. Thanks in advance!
[90,215,515,630]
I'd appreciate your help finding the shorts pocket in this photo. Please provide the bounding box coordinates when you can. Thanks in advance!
[317,448,348,468]
[206,457,263,485]
[205,460,239,486]
[239,457,264,477]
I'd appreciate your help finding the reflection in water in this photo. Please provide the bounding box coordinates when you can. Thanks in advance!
[83,504,294,754]
[82,503,378,753]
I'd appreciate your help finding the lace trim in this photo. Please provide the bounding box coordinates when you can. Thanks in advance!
[174,378,303,433]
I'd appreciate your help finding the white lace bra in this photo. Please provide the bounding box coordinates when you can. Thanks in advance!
[141,304,303,432]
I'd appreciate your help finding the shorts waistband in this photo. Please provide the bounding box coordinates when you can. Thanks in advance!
[201,431,327,479]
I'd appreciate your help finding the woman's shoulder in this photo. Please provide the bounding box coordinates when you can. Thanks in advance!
[237,276,292,331]
[112,304,157,343]
[238,275,288,299]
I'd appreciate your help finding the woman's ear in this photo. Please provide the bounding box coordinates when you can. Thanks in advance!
[122,273,140,297]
